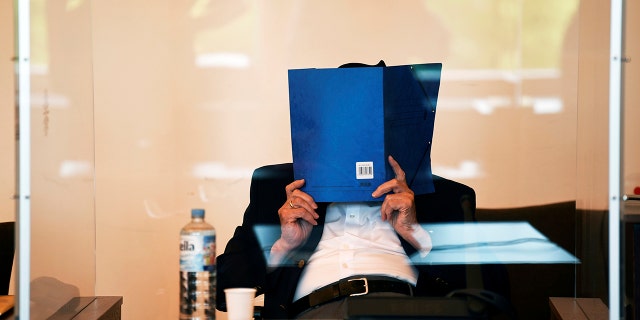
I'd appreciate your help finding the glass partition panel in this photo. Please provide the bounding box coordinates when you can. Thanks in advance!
[88,1,591,319]
[9,0,622,319]
[574,0,611,315]
[623,2,640,208]
[0,4,16,223]
[0,0,16,300]
[622,0,639,317]
[28,0,97,318]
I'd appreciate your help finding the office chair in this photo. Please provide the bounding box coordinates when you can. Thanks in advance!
[0,221,15,295]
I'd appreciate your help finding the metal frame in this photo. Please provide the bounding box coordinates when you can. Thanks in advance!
[609,0,624,318]
[15,0,31,318]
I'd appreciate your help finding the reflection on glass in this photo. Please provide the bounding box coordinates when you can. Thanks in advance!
[253,222,578,267]
[191,162,253,180]
[418,222,578,264]
[58,160,92,178]
[432,160,483,180]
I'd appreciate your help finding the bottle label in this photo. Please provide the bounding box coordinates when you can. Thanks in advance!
[180,235,216,272]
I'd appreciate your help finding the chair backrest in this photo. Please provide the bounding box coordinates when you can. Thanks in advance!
[421,174,477,223]
[0,221,15,295]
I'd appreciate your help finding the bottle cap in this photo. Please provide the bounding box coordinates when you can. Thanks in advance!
[191,208,205,218]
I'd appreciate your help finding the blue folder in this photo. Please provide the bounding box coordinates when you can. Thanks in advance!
[288,63,442,202]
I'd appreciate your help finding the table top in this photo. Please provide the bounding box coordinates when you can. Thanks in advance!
[0,296,14,319]
[549,297,608,319]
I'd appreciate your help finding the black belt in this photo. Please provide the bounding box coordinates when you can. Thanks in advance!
[290,276,415,317]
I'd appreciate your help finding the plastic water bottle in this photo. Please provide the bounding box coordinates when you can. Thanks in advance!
[180,208,216,319]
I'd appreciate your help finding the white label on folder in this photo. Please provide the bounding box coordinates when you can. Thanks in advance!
[356,162,374,179]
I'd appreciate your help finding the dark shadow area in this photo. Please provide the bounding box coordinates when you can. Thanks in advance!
[0,221,14,296]
[30,276,80,319]
[477,201,609,320]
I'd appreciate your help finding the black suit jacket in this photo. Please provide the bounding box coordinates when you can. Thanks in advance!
[217,163,479,319]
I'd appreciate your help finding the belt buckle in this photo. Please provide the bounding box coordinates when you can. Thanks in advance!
[347,278,369,296]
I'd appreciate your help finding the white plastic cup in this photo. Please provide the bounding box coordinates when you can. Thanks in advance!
[224,288,257,320]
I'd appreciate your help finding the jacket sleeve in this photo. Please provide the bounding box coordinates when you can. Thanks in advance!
[262,202,327,318]
[215,164,293,312]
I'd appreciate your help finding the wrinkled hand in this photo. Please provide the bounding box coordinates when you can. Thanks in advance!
[274,179,319,253]
[371,155,418,239]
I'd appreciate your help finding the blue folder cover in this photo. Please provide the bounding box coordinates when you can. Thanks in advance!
[288,63,442,202]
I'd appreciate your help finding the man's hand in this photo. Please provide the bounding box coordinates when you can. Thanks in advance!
[371,155,419,238]
[270,179,319,264]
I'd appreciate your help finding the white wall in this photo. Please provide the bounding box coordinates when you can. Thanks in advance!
[4,0,634,319]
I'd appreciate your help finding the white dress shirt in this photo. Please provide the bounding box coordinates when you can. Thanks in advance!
[293,202,427,301]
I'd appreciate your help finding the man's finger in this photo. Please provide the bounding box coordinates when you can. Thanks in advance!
[288,197,319,219]
[286,179,306,196]
[291,190,318,210]
[371,180,396,198]
[388,155,406,182]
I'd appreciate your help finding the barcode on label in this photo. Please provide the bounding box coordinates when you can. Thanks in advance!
[356,162,374,179]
